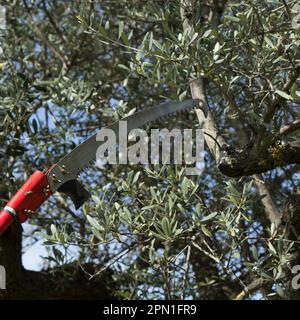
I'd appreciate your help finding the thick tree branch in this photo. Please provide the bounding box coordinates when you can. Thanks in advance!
[0,222,116,299]
[192,79,228,163]
[253,175,282,226]
[218,140,300,177]
[181,0,228,164]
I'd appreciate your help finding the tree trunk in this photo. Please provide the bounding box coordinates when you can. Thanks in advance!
[0,222,116,299]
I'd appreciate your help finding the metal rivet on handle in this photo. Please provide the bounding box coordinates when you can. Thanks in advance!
[43,185,51,195]
[24,209,35,215]
[59,165,69,174]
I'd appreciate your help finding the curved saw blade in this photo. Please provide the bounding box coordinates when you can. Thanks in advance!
[46,99,206,208]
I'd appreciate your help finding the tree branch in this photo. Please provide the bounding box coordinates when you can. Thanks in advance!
[218,140,300,177]
[279,118,300,136]
[23,0,70,72]
[264,65,300,123]
[42,0,67,44]
[253,175,282,226]
[180,0,228,164]
[234,278,267,300]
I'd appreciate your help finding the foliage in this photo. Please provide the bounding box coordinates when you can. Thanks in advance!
[0,0,299,299]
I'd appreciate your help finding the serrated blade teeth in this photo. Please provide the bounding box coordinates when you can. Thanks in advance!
[49,99,199,189]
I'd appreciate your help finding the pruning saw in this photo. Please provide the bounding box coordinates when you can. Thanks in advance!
[0,99,207,235]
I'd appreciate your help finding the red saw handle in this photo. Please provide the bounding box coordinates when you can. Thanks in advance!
[0,170,52,236]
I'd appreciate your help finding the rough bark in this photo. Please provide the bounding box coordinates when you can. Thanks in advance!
[253,175,282,226]
[218,140,300,178]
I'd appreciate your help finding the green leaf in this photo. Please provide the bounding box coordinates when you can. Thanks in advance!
[224,15,240,22]
[149,32,153,50]
[114,202,121,210]
[132,171,141,184]
[153,39,163,51]
[275,89,292,100]
[177,203,185,213]
[121,32,129,45]
[142,205,157,211]
[265,36,274,48]
[181,177,190,196]
[201,211,218,223]
[268,242,277,255]
[201,225,212,237]
[92,195,101,204]
[150,230,167,241]
[290,84,300,101]
[50,224,57,236]
[202,29,212,38]
[121,207,132,224]
[251,245,258,261]
[213,42,220,54]
[195,203,202,217]
[188,32,198,45]
[179,90,187,101]
[87,215,101,230]
[275,284,285,298]
[52,247,64,263]
[243,181,253,195]
[150,187,159,203]
[161,217,170,237]
[118,64,130,71]
[91,227,103,240]
[213,42,221,61]
[118,20,124,39]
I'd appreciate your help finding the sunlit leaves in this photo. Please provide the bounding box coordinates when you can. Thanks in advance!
[4,0,299,300]
[275,89,293,101]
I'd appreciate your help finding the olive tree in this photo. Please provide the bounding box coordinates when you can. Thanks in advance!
[0,0,299,300]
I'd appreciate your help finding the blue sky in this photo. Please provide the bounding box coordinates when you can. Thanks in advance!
[23,238,45,271]
[22,222,46,271]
